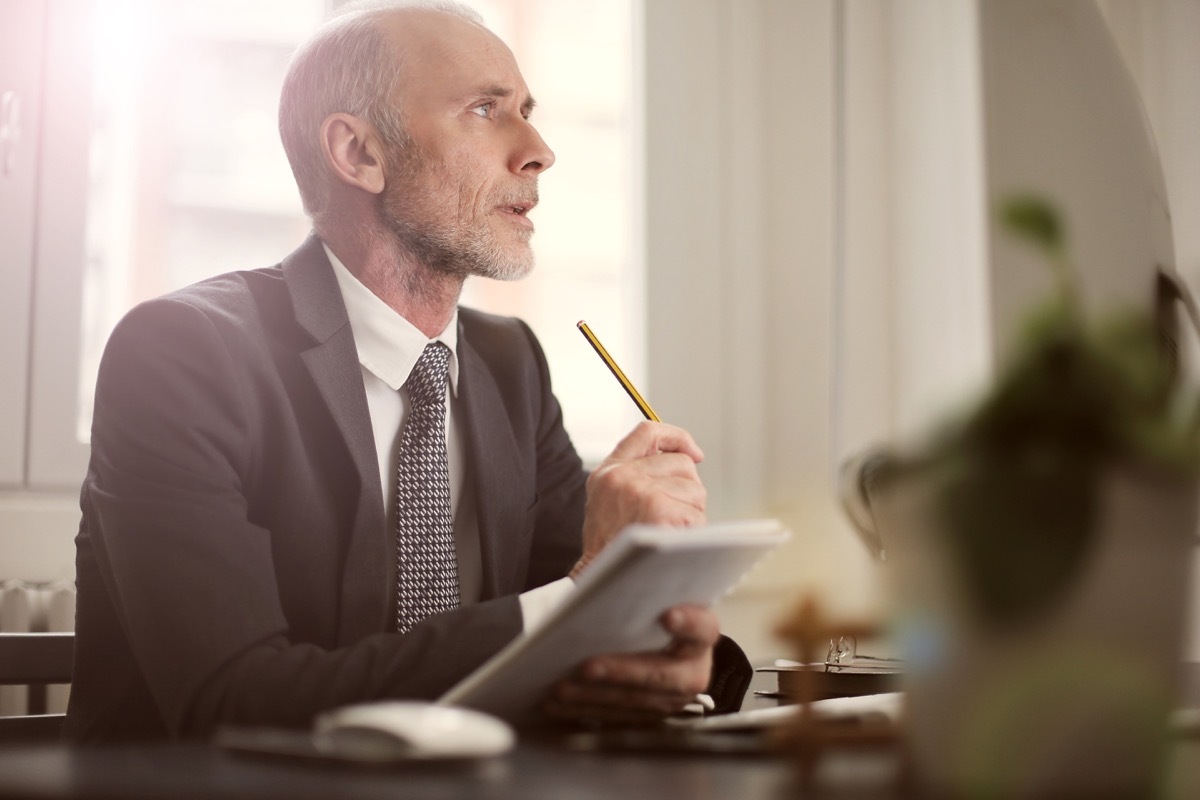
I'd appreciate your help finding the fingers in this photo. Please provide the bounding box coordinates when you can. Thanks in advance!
[541,606,719,724]
[544,684,696,723]
[576,654,707,697]
[586,464,707,523]
[661,605,721,660]
[607,421,705,463]
[588,452,704,498]
[575,473,705,576]
[575,423,708,576]
[581,607,716,686]
[585,435,708,528]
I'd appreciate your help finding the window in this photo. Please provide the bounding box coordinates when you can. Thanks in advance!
[27,0,638,490]
[79,0,324,447]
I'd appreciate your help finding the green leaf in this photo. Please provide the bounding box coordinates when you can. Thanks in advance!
[1000,195,1064,256]
[922,193,1200,630]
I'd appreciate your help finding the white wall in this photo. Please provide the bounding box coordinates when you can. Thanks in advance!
[643,0,882,662]
[643,0,996,662]
[646,0,1200,664]
[0,495,77,583]
[1098,0,1200,662]
[1099,0,1200,289]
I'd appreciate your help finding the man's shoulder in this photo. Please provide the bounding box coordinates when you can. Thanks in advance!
[100,264,308,376]
[119,265,292,335]
[130,232,327,326]
[458,306,541,358]
[157,265,287,316]
[458,305,526,332]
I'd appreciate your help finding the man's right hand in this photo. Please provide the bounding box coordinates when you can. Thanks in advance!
[570,421,706,579]
[544,604,719,724]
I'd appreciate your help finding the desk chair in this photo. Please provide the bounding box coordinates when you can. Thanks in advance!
[0,632,74,741]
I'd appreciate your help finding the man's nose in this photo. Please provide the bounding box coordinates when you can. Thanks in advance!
[511,120,555,174]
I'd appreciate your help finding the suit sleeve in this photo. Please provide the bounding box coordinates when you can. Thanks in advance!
[83,298,523,738]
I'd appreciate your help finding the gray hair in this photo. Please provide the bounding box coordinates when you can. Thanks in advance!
[278,0,485,219]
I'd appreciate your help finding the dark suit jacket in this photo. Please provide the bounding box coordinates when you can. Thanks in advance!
[67,236,588,741]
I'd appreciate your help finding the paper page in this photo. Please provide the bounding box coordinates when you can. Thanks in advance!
[439,520,789,720]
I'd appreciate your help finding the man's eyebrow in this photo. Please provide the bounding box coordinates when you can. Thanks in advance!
[475,85,537,115]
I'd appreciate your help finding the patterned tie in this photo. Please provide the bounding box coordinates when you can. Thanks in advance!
[395,341,460,634]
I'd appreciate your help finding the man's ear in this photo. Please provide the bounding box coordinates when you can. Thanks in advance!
[320,112,386,195]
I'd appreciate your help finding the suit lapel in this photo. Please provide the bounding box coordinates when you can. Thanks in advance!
[457,324,533,599]
[283,236,390,643]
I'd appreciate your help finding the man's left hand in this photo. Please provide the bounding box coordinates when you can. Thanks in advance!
[543,604,718,725]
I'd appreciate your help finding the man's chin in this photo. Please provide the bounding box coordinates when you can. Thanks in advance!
[473,243,534,281]
[478,259,534,282]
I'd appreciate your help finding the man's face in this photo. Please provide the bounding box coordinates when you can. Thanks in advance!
[377,13,555,281]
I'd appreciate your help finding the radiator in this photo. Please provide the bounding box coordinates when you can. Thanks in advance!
[0,580,74,716]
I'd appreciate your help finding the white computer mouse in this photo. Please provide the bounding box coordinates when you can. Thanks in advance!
[313,701,515,761]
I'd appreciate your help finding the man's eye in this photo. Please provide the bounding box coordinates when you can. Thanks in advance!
[472,103,494,119]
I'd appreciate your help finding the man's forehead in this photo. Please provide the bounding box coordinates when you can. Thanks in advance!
[379,9,530,98]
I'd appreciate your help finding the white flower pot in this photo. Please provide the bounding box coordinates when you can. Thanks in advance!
[879,464,1197,797]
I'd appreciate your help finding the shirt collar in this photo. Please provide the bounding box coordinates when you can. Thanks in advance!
[323,242,460,396]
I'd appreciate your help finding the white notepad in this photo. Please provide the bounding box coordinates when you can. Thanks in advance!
[439,519,790,721]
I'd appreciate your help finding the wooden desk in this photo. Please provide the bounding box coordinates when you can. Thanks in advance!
[0,738,1194,800]
[1,666,1196,799]
[1,730,1198,799]
[0,740,804,800]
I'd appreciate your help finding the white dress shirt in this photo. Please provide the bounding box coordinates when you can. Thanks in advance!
[324,244,572,631]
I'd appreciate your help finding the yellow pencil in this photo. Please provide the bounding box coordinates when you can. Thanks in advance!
[576,320,661,422]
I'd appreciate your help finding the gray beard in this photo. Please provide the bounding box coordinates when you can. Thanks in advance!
[381,200,534,283]
[379,152,535,283]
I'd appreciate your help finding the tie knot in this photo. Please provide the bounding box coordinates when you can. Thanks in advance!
[406,342,451,407]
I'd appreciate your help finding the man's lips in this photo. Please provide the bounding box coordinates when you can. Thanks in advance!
[498,199,536,215]
[497,199,536,227]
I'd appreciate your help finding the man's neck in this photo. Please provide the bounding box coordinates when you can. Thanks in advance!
[319,225,463,339]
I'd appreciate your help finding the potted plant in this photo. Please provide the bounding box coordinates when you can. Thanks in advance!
[879,195,1199,797]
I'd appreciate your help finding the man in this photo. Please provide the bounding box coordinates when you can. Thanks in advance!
[66,1,748,742]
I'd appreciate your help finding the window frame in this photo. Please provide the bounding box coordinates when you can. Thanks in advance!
[25,0,94,490]
[0,0,47,488]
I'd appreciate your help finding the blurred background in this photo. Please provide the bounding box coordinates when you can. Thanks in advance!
[1,0,1198,667]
